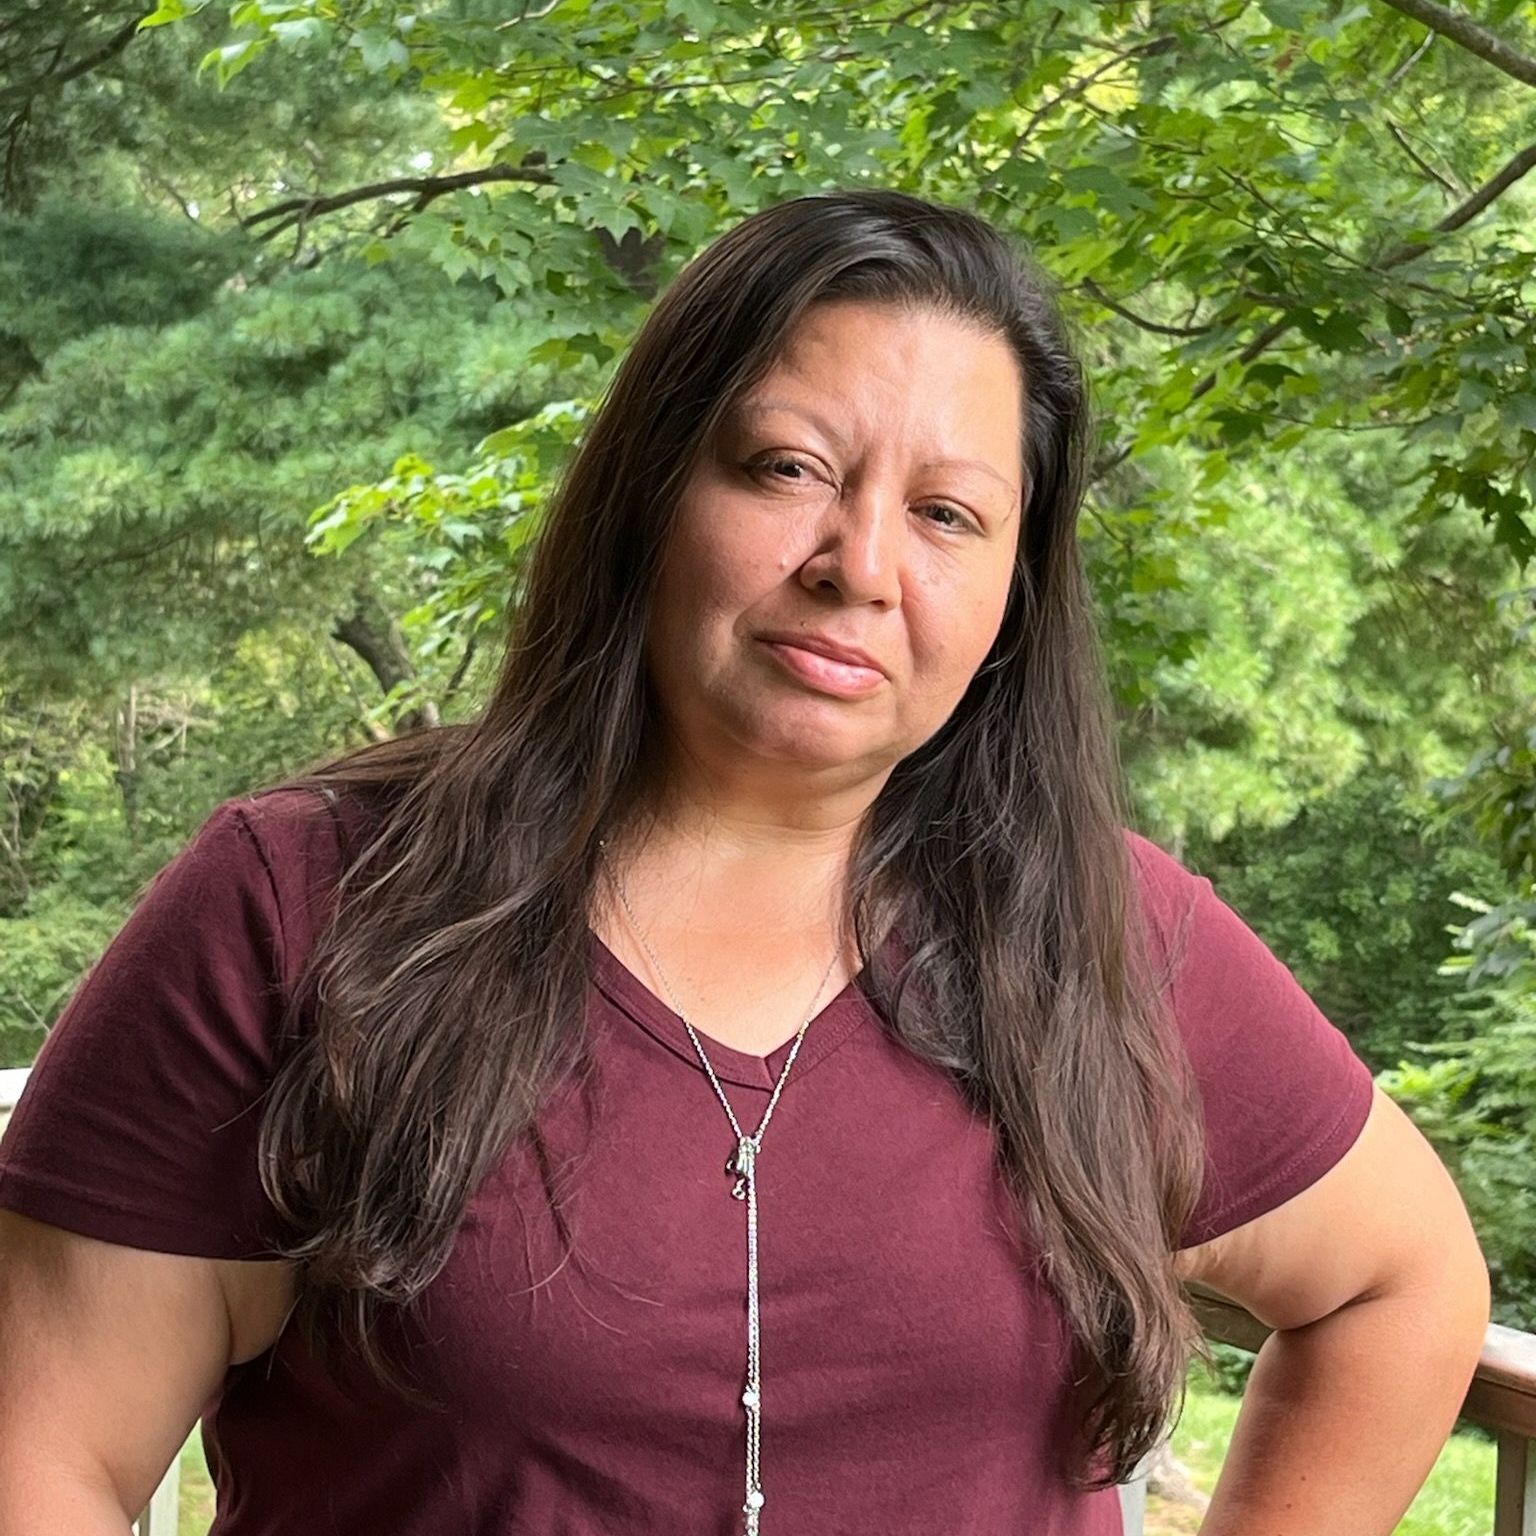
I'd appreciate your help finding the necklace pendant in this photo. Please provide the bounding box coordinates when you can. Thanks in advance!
[726,1135,756,1198]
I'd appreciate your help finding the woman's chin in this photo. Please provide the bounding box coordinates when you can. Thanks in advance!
[728,708,899,774]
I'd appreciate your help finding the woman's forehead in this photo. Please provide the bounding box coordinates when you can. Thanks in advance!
[739,304,1019,406]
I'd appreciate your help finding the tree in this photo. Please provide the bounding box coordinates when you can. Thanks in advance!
[5,0,1535,1088]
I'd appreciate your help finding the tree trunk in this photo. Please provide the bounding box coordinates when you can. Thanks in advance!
[331,587,440,735]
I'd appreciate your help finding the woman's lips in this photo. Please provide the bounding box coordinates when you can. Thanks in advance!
[758,639,886,698]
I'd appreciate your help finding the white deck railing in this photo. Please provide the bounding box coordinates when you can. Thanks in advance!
[1124,1280,1536,1536]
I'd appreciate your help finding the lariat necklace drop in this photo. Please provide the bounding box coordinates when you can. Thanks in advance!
[597,839,842,1536]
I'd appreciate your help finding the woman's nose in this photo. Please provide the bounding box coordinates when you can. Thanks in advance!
[797,480,904,608]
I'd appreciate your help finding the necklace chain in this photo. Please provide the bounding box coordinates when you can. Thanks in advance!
[596,838,843,1536]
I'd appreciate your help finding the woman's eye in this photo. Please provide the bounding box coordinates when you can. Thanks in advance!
[749,458,971,531]
[755,455,811,482]
[921,503,968,530]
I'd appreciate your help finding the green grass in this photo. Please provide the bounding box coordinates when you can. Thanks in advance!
[176,1432,214,1536]
[172,1366,1498,1535]
[1151,1364,1496,1536]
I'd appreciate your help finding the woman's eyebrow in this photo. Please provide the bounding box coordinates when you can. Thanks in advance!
[918,456,1020,500]
[736,397,852,451]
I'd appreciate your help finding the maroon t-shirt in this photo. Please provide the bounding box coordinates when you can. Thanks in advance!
[0,788,1374,1535]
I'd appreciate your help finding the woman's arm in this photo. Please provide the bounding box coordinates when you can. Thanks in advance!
[0,1208,286,1532]
[1175,1084,1491,1535]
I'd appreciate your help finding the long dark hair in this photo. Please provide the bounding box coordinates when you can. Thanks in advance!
[254,187,1210,1490]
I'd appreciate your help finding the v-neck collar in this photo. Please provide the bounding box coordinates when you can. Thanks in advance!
[587,927,899,1092]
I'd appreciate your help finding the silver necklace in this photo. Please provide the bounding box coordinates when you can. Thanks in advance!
[597,839,843,1536]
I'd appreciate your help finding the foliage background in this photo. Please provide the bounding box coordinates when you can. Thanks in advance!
[3,0,1535,1351]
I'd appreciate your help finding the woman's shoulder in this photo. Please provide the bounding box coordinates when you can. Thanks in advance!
[1119,827,1208,953]
[230,780,385,850]
[189,781,391,990]
[1120,826,1199,888]
[1114,826,1378,1249]
[223,780,392,876]
[0,784,375,1258]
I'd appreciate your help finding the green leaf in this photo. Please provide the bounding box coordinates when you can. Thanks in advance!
[137,0,195,28]
[1492,506,1536,567]
[271,19,329,45]
[1060,164,1157,219]
[1259,0,1315,31]
[1500,394,1536,434]
[198,40,264,86]
[349,27,410,72]
[665,0,725,32]
[1291,307,1368,354]
[1243,362,1301,390]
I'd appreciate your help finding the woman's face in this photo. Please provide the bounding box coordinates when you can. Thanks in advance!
[643,299,1026,803]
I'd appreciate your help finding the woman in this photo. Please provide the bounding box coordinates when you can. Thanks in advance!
[0,189,1489,1535]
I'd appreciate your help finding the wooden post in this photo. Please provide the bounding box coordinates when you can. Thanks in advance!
[1118,1442,1156,1535]
[1494,1430,1536,1536]
[1118,1468,1148,1535]
[135,1455,180,1536]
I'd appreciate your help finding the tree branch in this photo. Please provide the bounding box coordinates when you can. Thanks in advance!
[1079,277,1214,337]
[1375,0,1536,88]
[979,32,1178,199]
[1386,24,1436,87]
[331,588,441,735]
[1018,35,1173,143]
[1384,118,1460,195]
[1093,131,1536,481]
[444,629,480,704]
[242,161,555,242]
[0,8,152,109]
[1375,137,1536,264]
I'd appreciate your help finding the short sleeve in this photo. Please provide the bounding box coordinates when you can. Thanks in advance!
[1125,830,1377,1251]
[0,789,342,1259]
